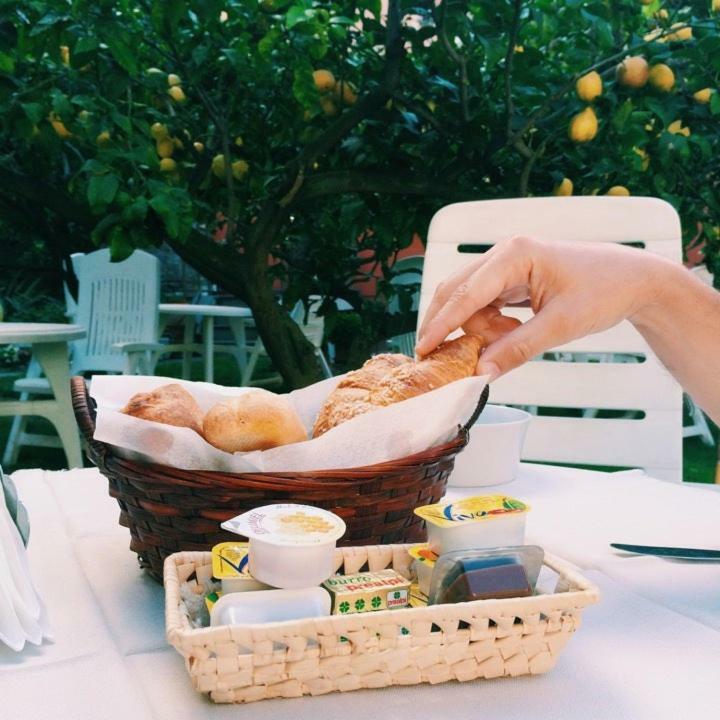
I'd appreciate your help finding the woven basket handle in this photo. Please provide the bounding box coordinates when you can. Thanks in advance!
[461,383,490,433]
[71,376,106,460]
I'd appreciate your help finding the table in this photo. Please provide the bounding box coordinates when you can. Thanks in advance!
[0,323,85,468]
[158,304,252,383]
[3,464,720,719]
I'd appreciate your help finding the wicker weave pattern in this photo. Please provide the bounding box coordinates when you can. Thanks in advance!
[165,546,600,704]
[72,378,487,581]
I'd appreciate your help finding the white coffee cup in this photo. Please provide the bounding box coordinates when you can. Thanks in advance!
[449,404,532,487]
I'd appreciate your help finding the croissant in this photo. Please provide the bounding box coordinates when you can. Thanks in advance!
[312,334,483,437]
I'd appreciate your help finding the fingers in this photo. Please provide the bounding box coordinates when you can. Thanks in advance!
[417,255,486,344]
[417,239,532,356]
[475,303,572,380]
[462,307,522,344]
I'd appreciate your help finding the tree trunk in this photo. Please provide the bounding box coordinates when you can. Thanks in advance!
[167,232,324,389]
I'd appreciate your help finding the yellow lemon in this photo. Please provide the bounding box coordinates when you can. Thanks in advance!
[193,141,204,153]
[616,56,649,88]
[168,86,186,103]
[150,122,169,140]
[159,158,177,173]
[172,137,184,150]
[320,95,339,116]
[568,106,598,142]
[607,186,630,196]
[334,80,358,105]
[648,64,675,92]
[60,45,70,66]
[313,69,336,93]
[49,113,72,139]
[693,88,714,103]
[234,135,244,147]
[156,137,175,158]
[633,147,650,171]
[714,0,720,11]
[96,131,111,146]
[668,119,690,137]
[665,23,692,41]
[219,10,229,22]
[514,45,524,52]
[211,154,226,179]
[553,178,573,196]
[576,71,603,102]
[655,9,669,19]
[167,73,182,87]
[231,159,249,180]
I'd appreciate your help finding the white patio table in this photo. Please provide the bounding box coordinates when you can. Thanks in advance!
[2,463,719,719]
[0,323,85,468]
[158,303,252,383]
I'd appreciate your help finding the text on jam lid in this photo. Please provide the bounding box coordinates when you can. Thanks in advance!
[222,503,346,546]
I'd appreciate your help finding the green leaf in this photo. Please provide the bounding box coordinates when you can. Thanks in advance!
[21,103,44,125]
[108,226,134,262]
[105,36,138,75]
[710,92,720,116]
[0,51,14,74]
[88,174,120,207]
[121,197,148,224]
[74,36,99,55]
[259,28,281,59]
[90,213,121,245]
[292,58,317,108]
[286,7,310,29]
[148,185,193,241]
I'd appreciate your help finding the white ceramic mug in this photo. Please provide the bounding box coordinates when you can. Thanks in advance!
[449,405,532,487]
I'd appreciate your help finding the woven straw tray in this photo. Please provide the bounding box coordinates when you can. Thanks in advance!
[165,544,600,704]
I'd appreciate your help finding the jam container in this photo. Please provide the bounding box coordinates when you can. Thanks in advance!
[222,504,346,589]
[414,495,529,554]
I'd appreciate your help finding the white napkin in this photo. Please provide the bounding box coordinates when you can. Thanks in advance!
[0,484,52,652]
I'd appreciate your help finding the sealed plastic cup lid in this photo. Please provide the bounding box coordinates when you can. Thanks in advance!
[414,495,529,528]
[222,504,346,546]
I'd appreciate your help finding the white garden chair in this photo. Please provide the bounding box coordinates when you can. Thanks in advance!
[241,295,332,386]
[419,197,683,481]
[3,248,183,465]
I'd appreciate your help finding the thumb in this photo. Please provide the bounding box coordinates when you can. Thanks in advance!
[476,308,570,380]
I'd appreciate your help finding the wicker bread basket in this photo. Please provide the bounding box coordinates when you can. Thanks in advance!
[165,546,600,703]
[71,377,489,582]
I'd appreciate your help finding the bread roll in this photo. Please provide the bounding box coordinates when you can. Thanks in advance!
[122,383,204,435]
[203,389,308,453]
[312,335,483,437]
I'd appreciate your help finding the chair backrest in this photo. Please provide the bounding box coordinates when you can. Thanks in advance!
[419,197,683,481]
[291,295,325,349]
[72,248,160,373]
[387,254,425,315]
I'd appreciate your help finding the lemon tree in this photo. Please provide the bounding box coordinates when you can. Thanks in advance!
[0,0,719,386]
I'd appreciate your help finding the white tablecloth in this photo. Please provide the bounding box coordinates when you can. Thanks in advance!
[3,465,720,719]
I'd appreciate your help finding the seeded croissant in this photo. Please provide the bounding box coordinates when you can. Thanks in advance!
[312,335,483,437]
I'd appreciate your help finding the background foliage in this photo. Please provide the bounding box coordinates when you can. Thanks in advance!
[0,0,719,385]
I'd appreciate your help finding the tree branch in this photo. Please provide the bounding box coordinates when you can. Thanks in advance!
[435,0,469,122]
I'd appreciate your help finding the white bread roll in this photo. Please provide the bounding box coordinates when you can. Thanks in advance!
[203,390,307,453]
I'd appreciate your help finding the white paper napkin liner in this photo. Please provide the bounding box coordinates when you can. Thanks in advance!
[90,374,489,473]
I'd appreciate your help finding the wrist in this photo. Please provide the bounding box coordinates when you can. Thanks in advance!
[629,258,686,334]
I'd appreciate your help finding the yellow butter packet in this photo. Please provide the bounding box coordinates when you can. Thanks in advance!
[414,495,529,528]
[211,542,269,593]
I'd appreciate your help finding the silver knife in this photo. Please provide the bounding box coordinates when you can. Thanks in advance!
[610,543,720,560]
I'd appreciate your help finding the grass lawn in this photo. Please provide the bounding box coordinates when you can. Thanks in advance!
[0,357,716,484]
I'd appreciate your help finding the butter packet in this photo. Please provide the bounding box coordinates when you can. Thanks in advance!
[211,542,270,593]
[322,569,411,614]
[414,495,529,528]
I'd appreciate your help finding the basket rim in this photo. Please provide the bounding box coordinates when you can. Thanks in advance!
[164,547,601,644]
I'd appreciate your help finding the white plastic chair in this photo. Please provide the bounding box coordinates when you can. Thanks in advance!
[241,295,332,386]
[3,249,176,465]
[419,197,683,481]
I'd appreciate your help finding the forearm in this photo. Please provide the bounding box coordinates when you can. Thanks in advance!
[631,262,720,424]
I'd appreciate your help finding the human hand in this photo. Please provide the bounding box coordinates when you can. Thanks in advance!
[416,236,672,379]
